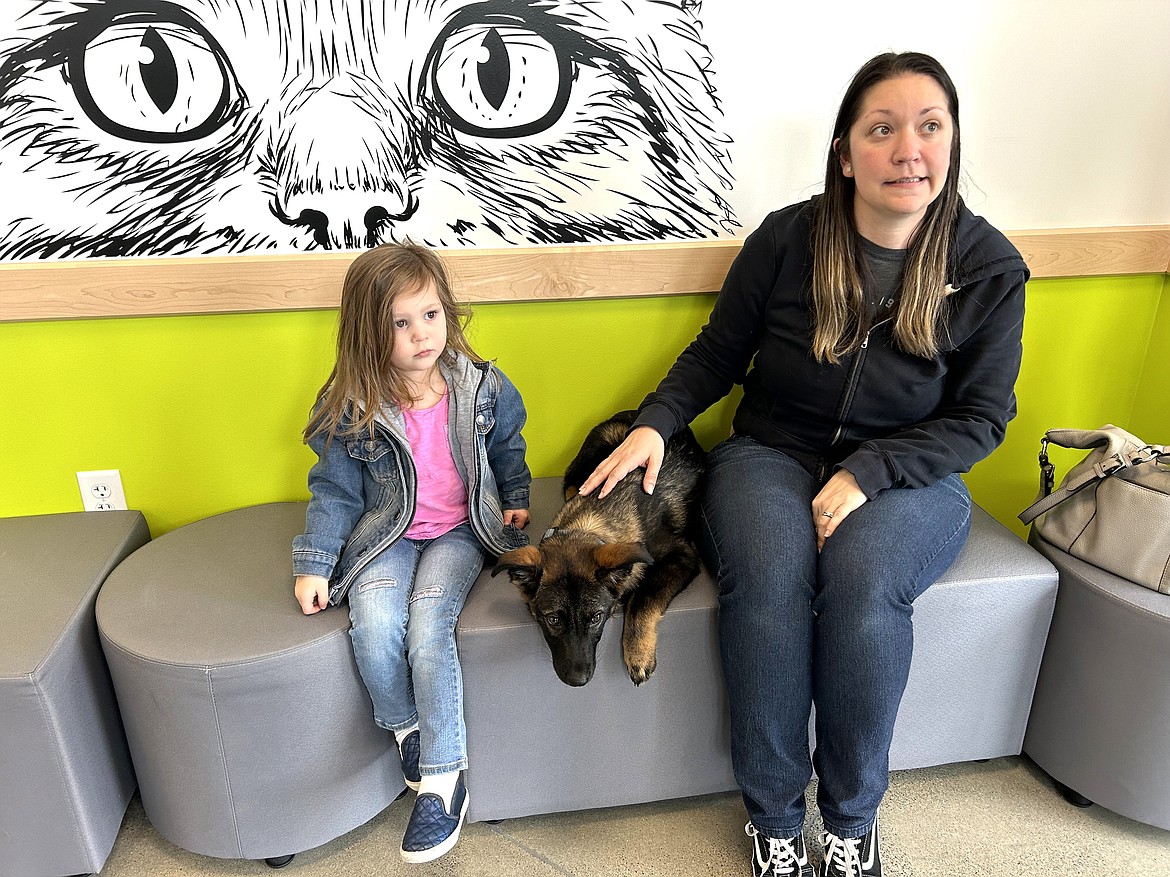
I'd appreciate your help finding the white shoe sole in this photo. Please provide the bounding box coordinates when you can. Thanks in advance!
[400,792,469,864]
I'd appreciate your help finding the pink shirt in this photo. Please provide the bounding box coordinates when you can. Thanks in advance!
[402,393,469,540]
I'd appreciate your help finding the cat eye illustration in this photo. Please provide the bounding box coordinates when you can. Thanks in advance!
[426,16,574,139]
[67,12,239,144]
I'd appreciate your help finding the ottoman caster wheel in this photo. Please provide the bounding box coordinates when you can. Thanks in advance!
[265,854,295,868]
[1057,782,1093,808]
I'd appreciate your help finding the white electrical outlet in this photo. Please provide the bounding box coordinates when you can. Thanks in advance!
[77,469,128,511]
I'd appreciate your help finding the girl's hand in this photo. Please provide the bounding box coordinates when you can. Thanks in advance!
[578,426,666,498]
[812,469,868,552]
[294,574,331,614]
[504,508,530,529]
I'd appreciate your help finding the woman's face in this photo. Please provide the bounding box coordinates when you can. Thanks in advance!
[839,73,954,247]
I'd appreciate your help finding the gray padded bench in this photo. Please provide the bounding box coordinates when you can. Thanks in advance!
[96,504,406,864]
[0,510,150,877]
[90,479,1059,861]
[458,479,1060,821]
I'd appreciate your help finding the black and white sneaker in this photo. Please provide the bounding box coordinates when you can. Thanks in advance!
[400,771,468,864]
[398,729,421,791]
[746,822,814,877]
[819,814,882,877]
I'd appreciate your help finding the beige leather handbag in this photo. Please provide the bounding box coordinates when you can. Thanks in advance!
[1019,425,1170,593]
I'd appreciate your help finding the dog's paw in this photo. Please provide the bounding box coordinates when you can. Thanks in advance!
[623,624,659,685]
[625,651,657,686]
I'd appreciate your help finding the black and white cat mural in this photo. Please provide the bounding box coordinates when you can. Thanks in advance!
[0,1,738,258]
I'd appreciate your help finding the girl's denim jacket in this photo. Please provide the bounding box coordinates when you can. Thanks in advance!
[292,351,531,606]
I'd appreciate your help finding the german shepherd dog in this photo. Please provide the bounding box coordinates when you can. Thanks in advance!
[492,410,706,687]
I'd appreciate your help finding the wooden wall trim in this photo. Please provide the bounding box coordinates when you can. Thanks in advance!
[1,226,1167,323]
[1008,226,1170,279]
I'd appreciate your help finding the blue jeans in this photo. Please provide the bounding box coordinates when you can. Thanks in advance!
[700,436,971,839]
[347,523,484,775]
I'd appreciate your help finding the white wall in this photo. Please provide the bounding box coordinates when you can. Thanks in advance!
[706,0,1170,232]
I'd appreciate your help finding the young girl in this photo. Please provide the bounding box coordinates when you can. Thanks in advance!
[292,242,531,864]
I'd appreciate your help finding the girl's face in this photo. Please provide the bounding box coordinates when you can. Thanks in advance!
[388,281,447,385]
[839,73,954,247]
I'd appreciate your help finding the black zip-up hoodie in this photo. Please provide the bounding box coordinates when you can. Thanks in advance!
[635,198,1029,498]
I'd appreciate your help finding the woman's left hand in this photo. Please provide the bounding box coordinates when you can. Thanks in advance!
[811,469,867,552]
[504,508,530,529]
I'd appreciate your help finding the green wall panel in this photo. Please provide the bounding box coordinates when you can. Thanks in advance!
[1130,274,1170,441]
[1,275,1164,537]
[974,274,1163,532]
[2,309,337,533]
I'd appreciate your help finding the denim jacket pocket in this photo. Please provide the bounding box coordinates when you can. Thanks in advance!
[474,405,496,435]
[345,437,399,484]
[346,437,393,462]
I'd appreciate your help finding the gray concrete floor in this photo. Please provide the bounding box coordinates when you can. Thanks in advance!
[97,756,1170,876]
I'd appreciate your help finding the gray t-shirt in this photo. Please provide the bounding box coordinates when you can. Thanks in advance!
[860,237,906,323]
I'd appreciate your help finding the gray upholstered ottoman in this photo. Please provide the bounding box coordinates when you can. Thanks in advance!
[1,510,150,877]
[891,506,1058,770]
[458,479,1059,822]
[95,503,405,864]
[1024,533,1170,830]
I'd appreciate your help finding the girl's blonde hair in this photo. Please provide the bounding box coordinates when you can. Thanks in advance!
[811,51,962,363]
[304,242,479,443]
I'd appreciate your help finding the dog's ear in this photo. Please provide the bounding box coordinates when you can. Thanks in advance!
[491,546,544,602]
[592,542,654,595]
[594,542,654,570]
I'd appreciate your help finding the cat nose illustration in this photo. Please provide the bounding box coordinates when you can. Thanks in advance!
[272,72,418,249]
[280,188,418,249]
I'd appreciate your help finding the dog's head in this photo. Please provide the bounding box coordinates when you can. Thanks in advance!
[492,540,653,687]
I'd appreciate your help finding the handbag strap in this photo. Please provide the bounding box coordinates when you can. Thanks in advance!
[1019,441,1166,525]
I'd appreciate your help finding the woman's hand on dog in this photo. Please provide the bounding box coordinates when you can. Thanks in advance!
[579,426,665,498]
[295,574,331,614]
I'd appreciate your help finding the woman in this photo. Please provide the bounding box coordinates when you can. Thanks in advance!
[581,52,1027,877]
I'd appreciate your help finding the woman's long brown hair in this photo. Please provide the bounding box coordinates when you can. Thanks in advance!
[810,51,962,363]
[304,243,479,444]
